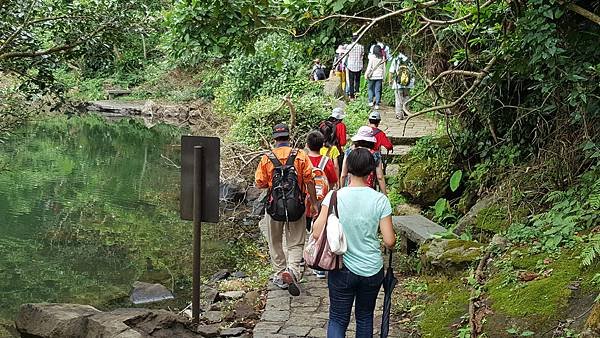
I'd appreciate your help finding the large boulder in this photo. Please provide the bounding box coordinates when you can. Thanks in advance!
[15,303,101,338]
[15,304,203,338]
[454,195,498,235]
[323,74,342,97]
[421,239,484,271]
[397,161,450,206]
[85,308,149,338]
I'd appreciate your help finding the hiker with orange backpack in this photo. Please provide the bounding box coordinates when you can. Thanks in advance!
[255,123,319,296]
[305,130,338,279]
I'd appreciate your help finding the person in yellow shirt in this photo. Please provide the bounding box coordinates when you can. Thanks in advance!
[320,144,340,189]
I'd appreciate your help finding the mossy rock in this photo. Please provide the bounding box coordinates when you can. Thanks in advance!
[421,239,484,272]
[586,303,600,335]
[398,161,450,206]
[484,251,587,334]
[420,276,470,337]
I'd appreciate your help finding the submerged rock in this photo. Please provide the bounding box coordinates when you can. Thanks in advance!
[130,281,174,305]
[421,239,484,271]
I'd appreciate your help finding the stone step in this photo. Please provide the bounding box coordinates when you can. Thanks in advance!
[381,145,412,157]
[389,135,420,145]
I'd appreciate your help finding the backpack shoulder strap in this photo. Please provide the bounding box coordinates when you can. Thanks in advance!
[266,151,283,168]
[285,148,299,166]
[317,155,328,170]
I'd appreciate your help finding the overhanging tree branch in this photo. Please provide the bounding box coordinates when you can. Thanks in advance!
[402,56,498,135]
[0,21,112,60]
[564,2,600,25]
[420,0,496,25]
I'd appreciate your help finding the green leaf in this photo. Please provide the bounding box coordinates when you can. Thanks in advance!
[434,198,448,217]
[450,170,463,192]
[521,331,535,337]
[506,328,518,334]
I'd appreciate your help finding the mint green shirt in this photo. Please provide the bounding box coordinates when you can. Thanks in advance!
[322,187,392,277]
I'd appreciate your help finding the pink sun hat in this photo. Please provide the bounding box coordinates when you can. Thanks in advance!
[351,126,376,143]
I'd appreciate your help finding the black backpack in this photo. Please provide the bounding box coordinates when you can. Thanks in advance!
[319,120,338,146]
[314,66,326,80]
[266,149,305,222]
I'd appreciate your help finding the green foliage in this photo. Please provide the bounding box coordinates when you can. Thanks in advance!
[214,33,315,114]
[506,167,600,252]
[580,234,600,267]
[230,94,328,147]
[343,99,371,136]
[163,0,277,64]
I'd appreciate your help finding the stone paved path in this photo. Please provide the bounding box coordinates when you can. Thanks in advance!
[256,220,401,338]
[377,105,438,141]
[252,104,437,337]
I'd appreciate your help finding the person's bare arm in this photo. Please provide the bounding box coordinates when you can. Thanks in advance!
[340,156,348,187]
[379,215,396,249]
[376,162,387,195]
[312,202,329,239]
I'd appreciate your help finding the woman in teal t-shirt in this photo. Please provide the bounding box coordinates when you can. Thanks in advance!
[312,148,396,338]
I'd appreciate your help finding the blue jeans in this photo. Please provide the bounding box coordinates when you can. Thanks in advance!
[327,267,384,338]
[368,79,382,105]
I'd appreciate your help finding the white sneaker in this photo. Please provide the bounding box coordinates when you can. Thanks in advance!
[368,102,374,107]
[374,105,380,109]
[313,270,326,279]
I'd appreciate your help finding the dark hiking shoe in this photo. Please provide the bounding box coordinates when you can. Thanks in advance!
[281,269,300,296]
[272,275,288,290]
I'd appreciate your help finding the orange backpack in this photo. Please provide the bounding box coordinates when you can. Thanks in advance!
[306,156,330,217]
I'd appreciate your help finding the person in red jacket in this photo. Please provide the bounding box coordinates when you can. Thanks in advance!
[368,111,393,153]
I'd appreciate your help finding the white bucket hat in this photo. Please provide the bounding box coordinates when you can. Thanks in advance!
[351,126,376,143]
[368,111,381,120]
[331,107,345,119]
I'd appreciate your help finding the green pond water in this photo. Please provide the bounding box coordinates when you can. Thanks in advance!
[0,115,233,324]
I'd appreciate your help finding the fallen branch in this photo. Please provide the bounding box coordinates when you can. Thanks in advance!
[468,250,492,338]
[564,2,600,25]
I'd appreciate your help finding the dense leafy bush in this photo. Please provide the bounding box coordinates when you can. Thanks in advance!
[214,33,315,115]
[230,94,329,147]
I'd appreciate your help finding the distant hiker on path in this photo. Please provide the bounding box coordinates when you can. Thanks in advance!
[312,148,396,338]
[333,45,347,94]
[345,34,365,100]
[311,58,327,81]
[368,111,393,153]
[255,123,319,296]
[389,51,415,119]
[340,126,387,195]
[365,45,386,109]
[369,40,390,61]
[319,107,347,179]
